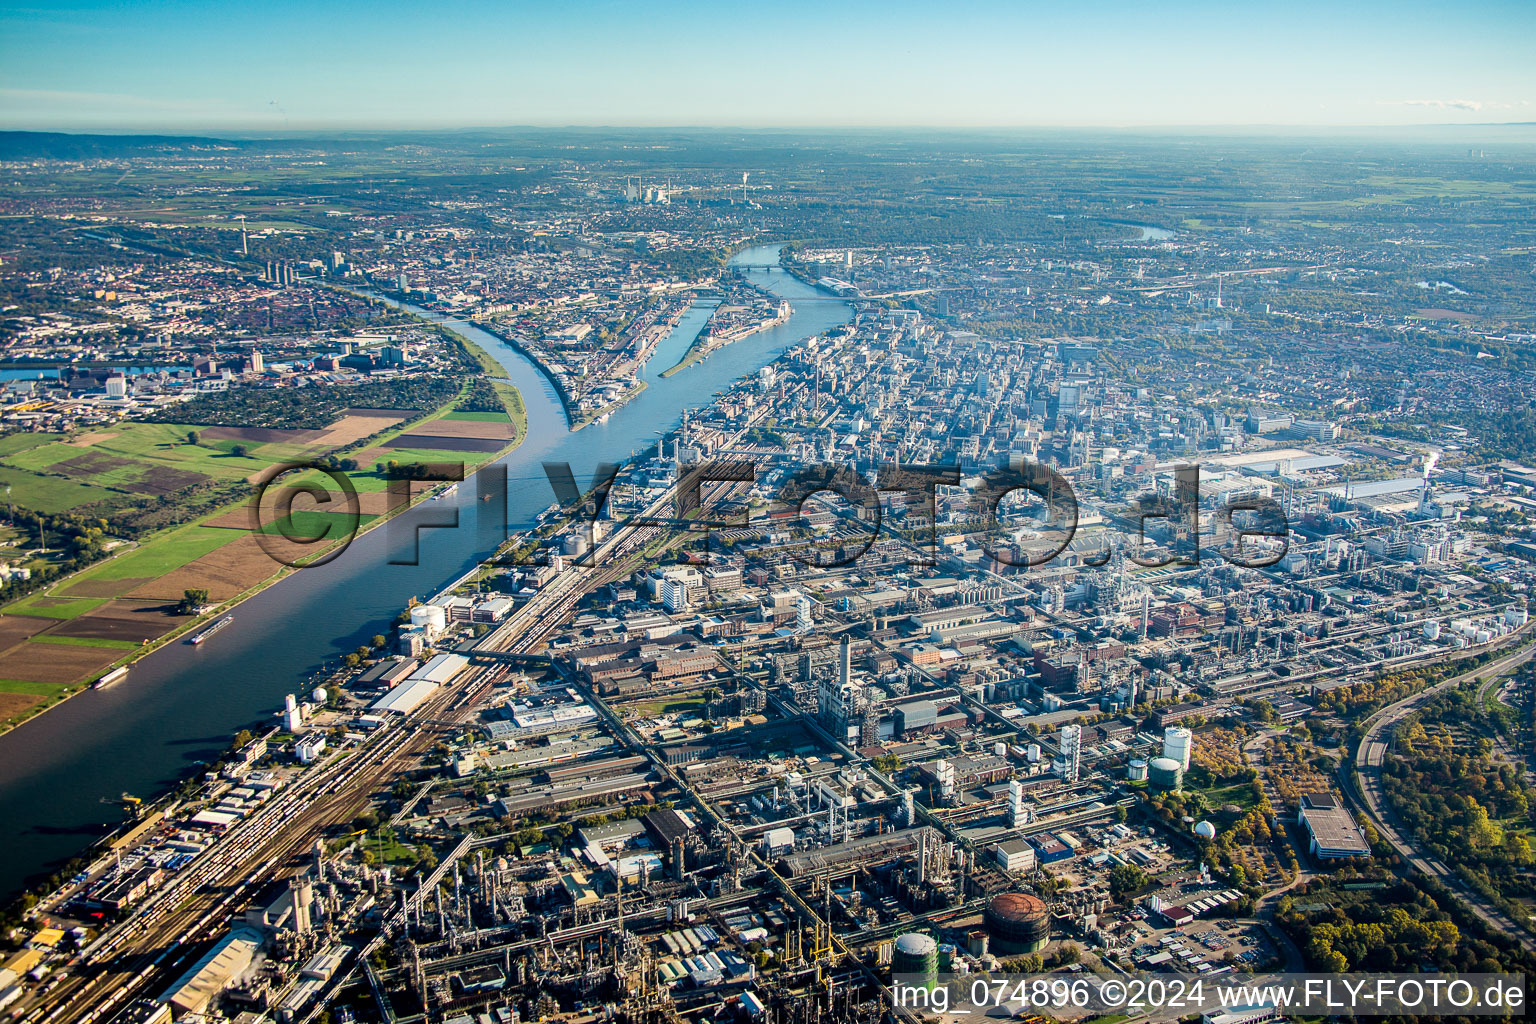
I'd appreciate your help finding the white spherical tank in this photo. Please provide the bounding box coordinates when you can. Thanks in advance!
[311,687,328,703]
[1193,820,1217,840]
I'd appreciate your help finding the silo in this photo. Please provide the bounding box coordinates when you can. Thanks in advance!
[1162,726,1193,771]
[411,603,447,635]
[891,933,939,988]
[983,892,1050,955]
[1149,756,1184,792]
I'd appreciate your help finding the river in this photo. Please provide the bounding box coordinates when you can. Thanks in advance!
[0,244,849,898]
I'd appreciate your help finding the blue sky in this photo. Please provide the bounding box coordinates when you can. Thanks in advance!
[2,0,1534,131]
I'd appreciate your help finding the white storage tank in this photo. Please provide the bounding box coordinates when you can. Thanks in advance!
[1127,758,1149,781]
[1162,726,1193,771]
[1423,620,1441,641]
[411,604,448,634]
[311,687,328,704]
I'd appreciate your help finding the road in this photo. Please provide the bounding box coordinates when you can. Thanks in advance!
[1344,631,1536,949]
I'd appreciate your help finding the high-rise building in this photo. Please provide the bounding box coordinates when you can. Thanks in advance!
[283,693,303,733]
[1057,724,1081,783]
[1007,778,1028,828]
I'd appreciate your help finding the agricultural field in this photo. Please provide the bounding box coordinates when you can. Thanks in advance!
[0,377,527,732]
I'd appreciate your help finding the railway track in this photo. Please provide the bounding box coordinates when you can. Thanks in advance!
[30,673,498,1024]
[41,449,746,1021]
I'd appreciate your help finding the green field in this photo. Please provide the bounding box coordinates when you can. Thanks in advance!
[30,634,139,649]
[84,422,307,479]
[4,595,107,619]
[256,509,378,539]
[1200,781,1262,812]
[0,469,121,514]
[0,421,307,515]
[0,679,70,696]
[82,525,243,582]
[441,410,511,422]
[0,433,63,457]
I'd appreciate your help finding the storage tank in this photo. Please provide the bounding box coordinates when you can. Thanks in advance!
[1127,758,1149,782]
[1193,820,1217,840]
[983,892,1050,955]
[1423,620,1441,641]
[1149,756,1184,792]
[411,604,448,634]
[1162,726,1193,771]
[891,933,938,987]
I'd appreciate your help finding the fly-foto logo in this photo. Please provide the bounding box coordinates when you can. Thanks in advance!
[249,458,1288,572]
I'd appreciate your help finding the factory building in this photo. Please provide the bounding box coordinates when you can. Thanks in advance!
[1297,792,1371,859]
[158,927,263,1015]
[992,838,1037,874]
[1056,724,1081,782]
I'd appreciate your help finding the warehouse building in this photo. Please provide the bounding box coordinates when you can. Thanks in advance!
[1297,792,1371,859]
[158,927,263,1015]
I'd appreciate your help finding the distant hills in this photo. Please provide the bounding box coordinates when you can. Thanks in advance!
[0,131,242,159]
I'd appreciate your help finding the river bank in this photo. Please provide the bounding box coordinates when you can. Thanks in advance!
[0,317,529,738]
[0,244,850,901]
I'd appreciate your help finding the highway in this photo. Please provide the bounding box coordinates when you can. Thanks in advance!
[1344,627,1536,950]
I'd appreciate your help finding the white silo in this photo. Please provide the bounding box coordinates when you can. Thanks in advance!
[1163,727,1193,772]
[411,603,448,636]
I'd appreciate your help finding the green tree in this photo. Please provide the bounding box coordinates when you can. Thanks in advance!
[177,588,210,614]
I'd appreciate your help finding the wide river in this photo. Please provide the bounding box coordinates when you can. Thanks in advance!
[0,245,850,899]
